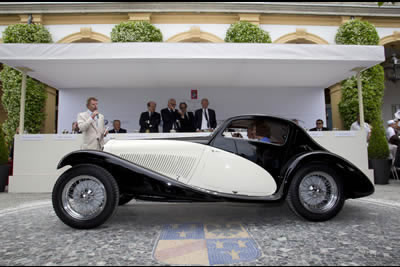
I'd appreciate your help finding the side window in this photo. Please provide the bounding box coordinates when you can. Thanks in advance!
[222,120,251,140]
[222,118,289,146]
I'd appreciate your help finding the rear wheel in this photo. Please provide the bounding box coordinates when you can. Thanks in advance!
[52,164,119,229]
[287,164,345,222]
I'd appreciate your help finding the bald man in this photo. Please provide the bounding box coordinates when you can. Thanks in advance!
[139,101,161,133]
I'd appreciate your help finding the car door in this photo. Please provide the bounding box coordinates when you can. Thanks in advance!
[212,117,291,181]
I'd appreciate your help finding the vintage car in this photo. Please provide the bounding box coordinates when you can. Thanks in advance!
[52,115,374,229]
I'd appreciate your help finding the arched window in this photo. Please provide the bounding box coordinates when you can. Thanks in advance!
[167,26,224,43]
[274,29,329,44]
[57,27,111,43]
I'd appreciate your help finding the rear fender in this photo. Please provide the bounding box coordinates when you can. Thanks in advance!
[280,152,374,199]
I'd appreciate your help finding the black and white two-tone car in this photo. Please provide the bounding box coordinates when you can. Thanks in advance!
[52,115,374,229]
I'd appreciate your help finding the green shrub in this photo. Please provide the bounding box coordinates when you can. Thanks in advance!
[225,21,271,43]
[336,19,385,127]
[335,19,379,45]
[368,119,390,159]
[336,19,388,159]
[111,21,163,42]
[338,65,385,129]
[0,23,51,146]
[0,126,9,165]
[3,24,52,43]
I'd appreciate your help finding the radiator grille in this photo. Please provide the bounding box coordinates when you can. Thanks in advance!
[119,153,198,180]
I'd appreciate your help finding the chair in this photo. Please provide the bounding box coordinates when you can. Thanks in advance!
[389,144,399,180]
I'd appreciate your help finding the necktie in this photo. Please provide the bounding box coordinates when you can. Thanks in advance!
[204,109,210,128]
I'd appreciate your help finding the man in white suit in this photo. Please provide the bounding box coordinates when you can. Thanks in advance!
[77,97,107,150]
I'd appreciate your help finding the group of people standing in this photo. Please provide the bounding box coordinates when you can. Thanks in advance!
[76,97,217,150]
[139,98,217,133]
[386,118,400,167]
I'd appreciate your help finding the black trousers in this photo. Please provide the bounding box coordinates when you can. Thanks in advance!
[389,135,400,167]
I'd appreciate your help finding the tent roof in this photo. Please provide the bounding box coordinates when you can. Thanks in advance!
[0,43,385,90]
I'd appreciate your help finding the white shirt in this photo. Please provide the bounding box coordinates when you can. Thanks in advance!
[201,108,210,130]
[350,121,370,132]
[350,121,371,142]
[386,127,396,140]
[87,109,98,127]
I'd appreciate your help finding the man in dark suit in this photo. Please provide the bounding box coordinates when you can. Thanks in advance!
[309,119,329,131]
[178,102,195,132]
[109,120,127,134]
[161,98,180,132]
[139,101,161,133]
[195,98,217,132]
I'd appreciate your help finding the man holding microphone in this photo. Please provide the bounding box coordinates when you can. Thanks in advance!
[77,97,108,150]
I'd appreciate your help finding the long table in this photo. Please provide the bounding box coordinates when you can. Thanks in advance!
[9,131,373,193]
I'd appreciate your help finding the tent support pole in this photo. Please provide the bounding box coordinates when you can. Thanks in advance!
[357,70,365,129]
[19,71,27,134]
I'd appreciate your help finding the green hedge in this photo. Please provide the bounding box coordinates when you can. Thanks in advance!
[336,19,389,159]
[225,21,271,43]
[111,21,163,42]
[368,120,390,160]
[0,23,51,146]
[3,24,52,43]
[335,19,380,45]
[0,126,9,165]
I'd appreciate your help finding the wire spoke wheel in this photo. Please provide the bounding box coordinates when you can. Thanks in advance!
[62,175,107,221]
[298,171,339,214]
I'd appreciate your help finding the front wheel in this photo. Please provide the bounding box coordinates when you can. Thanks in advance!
[287,164,345,222]
[52,164,119,229]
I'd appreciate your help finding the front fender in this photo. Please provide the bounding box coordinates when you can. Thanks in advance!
[58,150,179,185]
[56,150,226,202]
[280,151,374,199]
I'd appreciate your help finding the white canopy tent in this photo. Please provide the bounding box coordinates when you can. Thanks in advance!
[0,42,385,132]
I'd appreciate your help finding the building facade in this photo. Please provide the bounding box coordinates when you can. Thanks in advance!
[0,2,399,132]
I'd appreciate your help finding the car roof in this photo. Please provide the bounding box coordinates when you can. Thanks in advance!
[225,114,298,126]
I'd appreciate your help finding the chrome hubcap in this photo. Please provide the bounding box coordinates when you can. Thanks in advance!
[62,175,107,220]
[299,171,338,214]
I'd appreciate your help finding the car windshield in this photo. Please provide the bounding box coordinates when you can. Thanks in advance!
[209,120,225,138]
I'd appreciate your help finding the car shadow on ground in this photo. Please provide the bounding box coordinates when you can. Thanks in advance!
[106,200,373,229]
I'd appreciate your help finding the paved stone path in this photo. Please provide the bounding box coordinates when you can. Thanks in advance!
[0,182,399,266]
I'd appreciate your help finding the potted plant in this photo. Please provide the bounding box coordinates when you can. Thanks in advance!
[368,119,391,184]
[0,126,10,192]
